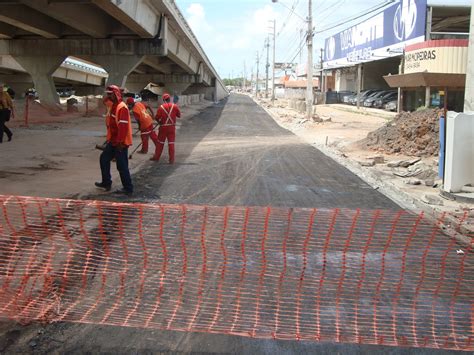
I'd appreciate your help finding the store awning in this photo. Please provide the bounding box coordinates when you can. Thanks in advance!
[383,72,466,88]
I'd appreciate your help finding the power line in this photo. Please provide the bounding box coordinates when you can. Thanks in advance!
[314,0,395,35]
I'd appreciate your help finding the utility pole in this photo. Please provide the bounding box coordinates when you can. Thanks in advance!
[265,37,270,98]
[320,48,324,101]
[243,61,247,91]
[306,0,314,119]
[256,51,260,97]
[272,19,276,104]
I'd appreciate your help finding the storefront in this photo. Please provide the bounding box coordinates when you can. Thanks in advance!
[384,39,468,111]
[323,0,427,94]
[322,0,471,108]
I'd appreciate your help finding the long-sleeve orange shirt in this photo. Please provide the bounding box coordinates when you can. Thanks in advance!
[110,103,131,146]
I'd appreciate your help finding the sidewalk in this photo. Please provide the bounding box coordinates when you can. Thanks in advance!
[0,100,213,199]
[256,96,473,244]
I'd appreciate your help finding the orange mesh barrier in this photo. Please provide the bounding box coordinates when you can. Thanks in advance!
[0,195,472,351]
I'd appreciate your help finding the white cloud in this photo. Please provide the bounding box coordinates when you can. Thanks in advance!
[186,3,212,35]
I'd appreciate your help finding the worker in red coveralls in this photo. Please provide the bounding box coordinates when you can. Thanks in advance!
[151,93,181,163]
[95,85,133,195]
[126,97,159,155]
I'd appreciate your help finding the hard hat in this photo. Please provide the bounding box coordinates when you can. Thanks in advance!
[162,93,171,101]
[126,97,135,105]
[105,85,120,93]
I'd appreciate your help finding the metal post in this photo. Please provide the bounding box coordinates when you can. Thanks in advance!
[24,95,29,127]
[306,0,313,118]
[272,19,276,104]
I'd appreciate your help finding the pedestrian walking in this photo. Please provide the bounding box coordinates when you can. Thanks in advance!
[126,97,159,154]
[151,93,181,163]
[0,83,15,143]
[95,85,134,195]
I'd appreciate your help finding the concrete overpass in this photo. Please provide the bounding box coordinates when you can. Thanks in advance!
[0,0,227,106]
[0,55,107,95]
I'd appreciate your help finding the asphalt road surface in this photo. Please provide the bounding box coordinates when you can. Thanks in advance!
[0,94,460,354]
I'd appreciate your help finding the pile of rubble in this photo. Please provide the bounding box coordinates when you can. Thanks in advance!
[362,108,443,156]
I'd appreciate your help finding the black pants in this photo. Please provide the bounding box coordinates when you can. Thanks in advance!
[99,143,133,192]
[0,109,12,143]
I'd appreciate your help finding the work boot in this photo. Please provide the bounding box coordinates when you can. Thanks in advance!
[113,188,133,196]
[137,150,147,154]
[149,156,159,161]
[95,182,111,191]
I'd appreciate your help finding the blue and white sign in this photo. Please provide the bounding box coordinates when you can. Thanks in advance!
[323,0,427,68]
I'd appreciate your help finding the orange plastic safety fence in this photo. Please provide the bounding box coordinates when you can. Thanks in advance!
[0,195,472,351]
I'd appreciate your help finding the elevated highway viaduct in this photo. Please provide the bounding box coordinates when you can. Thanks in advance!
[0,0,227,106]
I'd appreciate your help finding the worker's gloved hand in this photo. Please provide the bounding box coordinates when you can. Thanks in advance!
[116,142,126,151]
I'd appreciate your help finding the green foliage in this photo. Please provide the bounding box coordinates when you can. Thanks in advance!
[223,77,244,86]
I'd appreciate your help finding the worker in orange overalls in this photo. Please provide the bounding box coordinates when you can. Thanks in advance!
[152,93,181,163]
[95,85,133,195]
[126,97,159,155]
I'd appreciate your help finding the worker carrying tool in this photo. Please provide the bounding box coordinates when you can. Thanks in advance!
[126,97,159,155]
[95,85,133,195]
[151,92,181,163]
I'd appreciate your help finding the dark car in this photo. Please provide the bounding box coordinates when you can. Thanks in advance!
[374,91,398,109]
[351,89,381,106]
[364,90,396,107]
[385,100,398,111]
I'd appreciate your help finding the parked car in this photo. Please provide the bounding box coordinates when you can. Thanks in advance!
[374,91,398,109]
[363,90,396,107]
[25,88,39,99]
[385,100,398,111]
[123,92,142,102]
[57,87,75,97]
[337,91,354,103]
[350,89,380,105]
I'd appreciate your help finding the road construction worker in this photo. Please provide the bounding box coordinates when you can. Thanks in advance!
[152,93,181,163]
[0,83,14,143]
[126,97,159,155]
[95,85,133,195]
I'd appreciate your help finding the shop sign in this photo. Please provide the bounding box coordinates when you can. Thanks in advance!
[404,42,468,74]
[324,0,426,68]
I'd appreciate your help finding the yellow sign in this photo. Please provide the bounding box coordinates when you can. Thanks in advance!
[404,46,467,74]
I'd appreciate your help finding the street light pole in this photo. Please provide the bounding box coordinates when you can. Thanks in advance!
[306,0,313,119]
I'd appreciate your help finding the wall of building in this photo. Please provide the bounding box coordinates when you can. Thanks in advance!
[335,67,357,92]
[362,58,400,90]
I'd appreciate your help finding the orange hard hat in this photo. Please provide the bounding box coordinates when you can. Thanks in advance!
[162,93,170,101]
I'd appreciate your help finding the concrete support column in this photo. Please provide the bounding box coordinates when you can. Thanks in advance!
[123,81,150,93]
[425,86,431,107]
[91,55,144,88]
[163,83,191,96]
[12,55,65,107]
[0,74,33,97]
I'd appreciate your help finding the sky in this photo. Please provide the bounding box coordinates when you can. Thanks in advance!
[174,0,471,79]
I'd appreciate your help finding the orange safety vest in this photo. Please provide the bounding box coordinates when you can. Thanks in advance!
[107,101,132,146]
[132,102,153,129]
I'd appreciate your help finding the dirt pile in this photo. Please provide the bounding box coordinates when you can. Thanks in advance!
[361,108,442,156]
